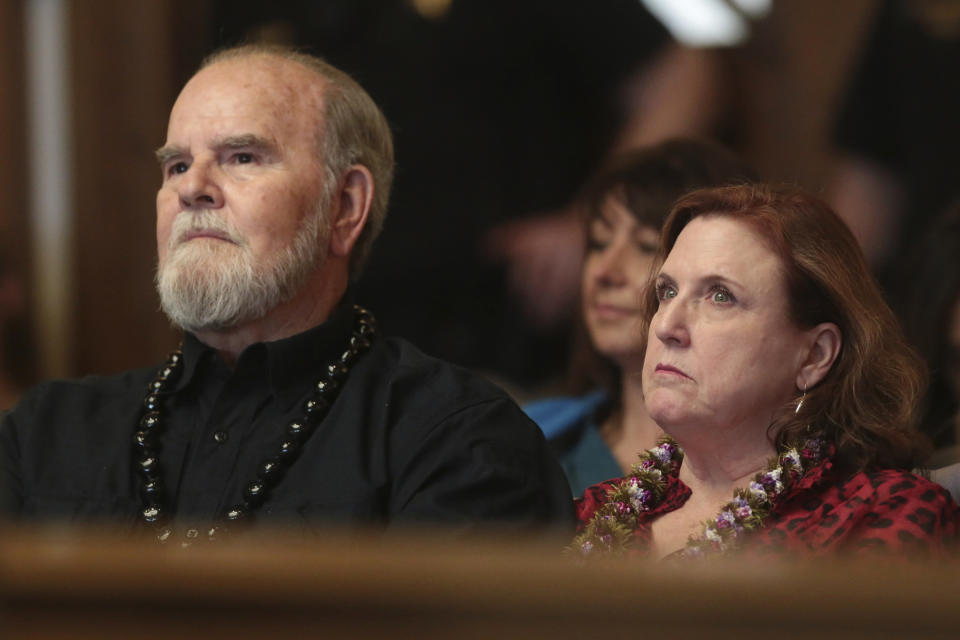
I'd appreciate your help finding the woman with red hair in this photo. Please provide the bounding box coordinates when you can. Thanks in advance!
[574,184,958,559]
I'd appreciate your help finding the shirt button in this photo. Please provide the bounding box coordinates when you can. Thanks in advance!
[213,431,228,443]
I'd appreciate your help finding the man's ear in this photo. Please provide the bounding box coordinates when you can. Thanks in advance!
[328,165,374,258]
[797,322,842,390]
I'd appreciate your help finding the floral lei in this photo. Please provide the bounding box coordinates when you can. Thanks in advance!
[571,436,826,559]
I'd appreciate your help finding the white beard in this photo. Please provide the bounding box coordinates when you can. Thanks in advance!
[156,207,327,333]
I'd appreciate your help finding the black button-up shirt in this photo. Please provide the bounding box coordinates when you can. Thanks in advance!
[0,303,574,539]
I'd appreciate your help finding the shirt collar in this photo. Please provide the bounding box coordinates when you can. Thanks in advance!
[169,294,357,411]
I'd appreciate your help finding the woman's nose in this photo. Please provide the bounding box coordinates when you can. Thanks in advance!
[652,296,691,347]
[594,242,628,287]
[178,159,224,209]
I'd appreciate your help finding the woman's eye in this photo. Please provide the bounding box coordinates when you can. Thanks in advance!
[711,288,734,303]
[656,283,677,300]
[586,236,609,252]
[636,240,659,254]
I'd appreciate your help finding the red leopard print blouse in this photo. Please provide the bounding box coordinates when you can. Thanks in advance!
[576,452,960,558]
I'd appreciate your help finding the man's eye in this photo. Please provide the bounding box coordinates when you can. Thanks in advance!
[167,162,188,176]
[235,153,254,164]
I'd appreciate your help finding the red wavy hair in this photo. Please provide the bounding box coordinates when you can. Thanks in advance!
[638,184,929,471]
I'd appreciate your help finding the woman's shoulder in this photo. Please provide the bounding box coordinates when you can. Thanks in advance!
[807,466,958,521]
[841,467,956,504]
[775,466,960,555]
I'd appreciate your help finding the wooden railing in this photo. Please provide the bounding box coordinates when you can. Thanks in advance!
[1,525,957,639]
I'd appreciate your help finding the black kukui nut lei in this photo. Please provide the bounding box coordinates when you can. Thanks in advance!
[132,305,376,544]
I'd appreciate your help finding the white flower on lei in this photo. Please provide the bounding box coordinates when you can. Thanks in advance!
[783,448,801,469]
[717,510,737,528]
[705,527,722,543]
[651,443,674,465]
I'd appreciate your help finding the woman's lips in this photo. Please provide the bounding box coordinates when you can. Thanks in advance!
[655,363,691,380]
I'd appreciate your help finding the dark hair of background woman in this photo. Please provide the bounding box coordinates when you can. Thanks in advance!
[566,139,757,406]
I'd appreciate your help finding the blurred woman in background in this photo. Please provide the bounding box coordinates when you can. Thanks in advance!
[524,140,756,495]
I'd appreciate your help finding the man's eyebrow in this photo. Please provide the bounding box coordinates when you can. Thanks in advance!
[213,134,277,153]
[154,145,186,166]
[153,135,278,166]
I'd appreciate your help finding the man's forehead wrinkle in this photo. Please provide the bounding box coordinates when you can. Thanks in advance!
[223,53,328,133]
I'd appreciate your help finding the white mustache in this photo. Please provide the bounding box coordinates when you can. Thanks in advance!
[169,210,245,249]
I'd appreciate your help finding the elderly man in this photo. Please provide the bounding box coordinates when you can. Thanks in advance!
[0,46,573,543]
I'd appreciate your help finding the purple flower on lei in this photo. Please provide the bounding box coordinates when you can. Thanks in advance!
[716,510,737,529]
[748,481,768,502]
[632,490,652,512]
[782,448,801,469]
[760,467,784,494]
[734,498,752,520]
[651,443,675,466]
[801,439,822,461]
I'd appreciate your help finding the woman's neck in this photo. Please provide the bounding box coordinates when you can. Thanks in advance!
[675,428,776,501]
[603,372,662,473]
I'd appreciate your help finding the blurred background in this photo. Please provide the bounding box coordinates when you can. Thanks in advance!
[0,0,957,450]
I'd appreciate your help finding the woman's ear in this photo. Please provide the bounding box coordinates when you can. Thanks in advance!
[797,322,842,389]
[328,165,374,258]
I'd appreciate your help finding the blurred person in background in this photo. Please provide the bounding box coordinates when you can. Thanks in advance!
[0,45,574,542]
[214,0,727,389]
[829,0,960,277]
[575,185,958,560]
[894,199,960,465]
[523,139,757,495]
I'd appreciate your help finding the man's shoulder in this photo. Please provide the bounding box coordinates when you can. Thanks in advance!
[367,336,512,404]
[355,336,535,440]
[8,366,158,422]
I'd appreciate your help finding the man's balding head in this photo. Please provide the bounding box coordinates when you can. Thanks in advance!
[200,45,394,278]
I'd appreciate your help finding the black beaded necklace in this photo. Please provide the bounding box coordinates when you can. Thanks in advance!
[133,305,376,544]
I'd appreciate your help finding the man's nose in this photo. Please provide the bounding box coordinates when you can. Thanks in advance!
[178,159,224,209]
[652,297,691,347]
